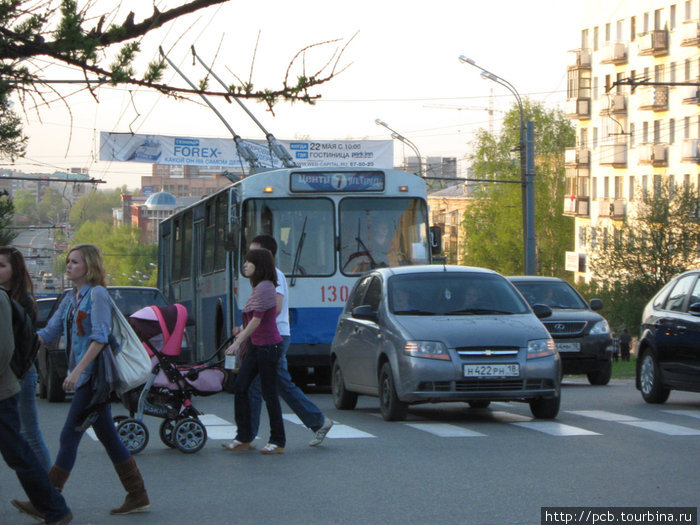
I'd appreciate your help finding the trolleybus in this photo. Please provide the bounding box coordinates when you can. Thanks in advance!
[157,166,433,385]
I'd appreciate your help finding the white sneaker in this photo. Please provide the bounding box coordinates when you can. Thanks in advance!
[309,417,333,447]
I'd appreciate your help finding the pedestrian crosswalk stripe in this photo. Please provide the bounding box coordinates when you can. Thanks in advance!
[664,409,700,420]
[283,413,375,438]
[620,420,700,436]
[568,410,642,422]
[489,410,531,423]
[405,423,486,437]
[199,414,232,426]
[512,421,601,436]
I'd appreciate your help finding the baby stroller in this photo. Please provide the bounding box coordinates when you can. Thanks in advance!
[114,303,225,454]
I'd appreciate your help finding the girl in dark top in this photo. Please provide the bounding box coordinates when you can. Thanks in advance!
[0,245,51,471]
[224,248,285,454]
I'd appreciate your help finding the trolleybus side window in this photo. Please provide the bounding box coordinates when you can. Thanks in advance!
[339,197,429,275]
[242,198,334,277]
[173,217,183,281]
[215,192,228,271]
[182,210,193,280]
[204,201,216,274]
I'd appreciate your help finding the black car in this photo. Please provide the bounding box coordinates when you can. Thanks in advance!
[38,286,171,402]
[636,270,700,403]
[508,276,614,385]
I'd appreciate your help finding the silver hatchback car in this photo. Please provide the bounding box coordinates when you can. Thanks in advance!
[330,265,561,420]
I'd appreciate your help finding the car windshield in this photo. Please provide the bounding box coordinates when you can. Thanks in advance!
[108,288,168,317]
[389,272,530,316]
[513,281,587,309]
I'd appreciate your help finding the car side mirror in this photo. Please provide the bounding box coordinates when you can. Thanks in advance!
[689,302,700,316]
[532,304,552,319]
[352,305,378,322]
[589,298,603,311]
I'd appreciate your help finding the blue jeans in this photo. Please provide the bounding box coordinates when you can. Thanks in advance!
[234,343,285,447]
[18,366,51,472]
[0,394,70,522]
[55,384,130,471]
[250,336,324,436]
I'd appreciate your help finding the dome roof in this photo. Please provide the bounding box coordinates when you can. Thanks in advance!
[145,191,177,208]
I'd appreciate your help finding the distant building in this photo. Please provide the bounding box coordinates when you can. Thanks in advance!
[427,183,474,264]
[142,164,238,198]
[565,0,700,282]
[115,191,198,244]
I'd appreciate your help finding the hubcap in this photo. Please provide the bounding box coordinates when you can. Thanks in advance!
[640,354,655,394]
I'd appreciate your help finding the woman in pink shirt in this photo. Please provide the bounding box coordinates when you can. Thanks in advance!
[224,249,285,454]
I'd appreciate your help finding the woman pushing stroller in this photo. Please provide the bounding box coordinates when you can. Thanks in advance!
[224,248,286,454]
[12,244,150,521]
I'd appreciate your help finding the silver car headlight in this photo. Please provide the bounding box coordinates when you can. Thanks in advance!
[526,338,555,359]
[589,319,610,335]
[404,341,450,361]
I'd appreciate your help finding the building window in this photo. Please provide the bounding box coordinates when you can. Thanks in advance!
[684,174,690,189]
[616,19,624,41]
[642,175,648,196]
[591,228,597,248]
[654,9,662,30]
[670,4,676,30]
[605,23,611,42]
[592,177,598,200]
[615,176,623,199]
[579,226,587,249]
[654,120,661,143]
[669,118,675,144]
[643,12,649,33]
[593,76,599,100]
[643,121,649,143]
[670,62,676,83]
[604,176,610,199]
[669,175,675,199]
[630,123,635,147]
[654,175,662,197]
[581,28,589,49]
[594,26,599,50]
[631,16,636,41]
[685,59,691,81]
[629,176,635,201]
[592,127,598,148]
[684,116,690,139]
[685,0,691,21]
[580,128,588,146]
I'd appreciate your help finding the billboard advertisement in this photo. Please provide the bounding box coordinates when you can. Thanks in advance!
[99,132,393,169]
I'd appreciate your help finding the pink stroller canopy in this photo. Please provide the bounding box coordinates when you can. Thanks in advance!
[129,304,188,357]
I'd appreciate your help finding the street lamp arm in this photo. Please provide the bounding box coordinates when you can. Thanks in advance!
[376,118,423,177]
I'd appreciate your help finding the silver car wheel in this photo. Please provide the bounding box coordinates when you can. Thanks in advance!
[640,353,655,395]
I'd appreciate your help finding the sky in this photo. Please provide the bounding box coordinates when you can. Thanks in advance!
[5,0,598,189]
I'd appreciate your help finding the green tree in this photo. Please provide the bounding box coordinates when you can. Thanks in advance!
[1,1,351,150]
[63,220,157,286]
[69,189,122,227]
[10,188,39,223]
[461,100,575,276]
[0,190,17,245]
[38,187,67,224]
[585,181,700,333]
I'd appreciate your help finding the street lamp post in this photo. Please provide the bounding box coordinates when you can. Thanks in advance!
[375,119,424,177]
[458,56,536,275]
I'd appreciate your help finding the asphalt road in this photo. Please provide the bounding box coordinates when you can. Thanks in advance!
[1,378,698,525]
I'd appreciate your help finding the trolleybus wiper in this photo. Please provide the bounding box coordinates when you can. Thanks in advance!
[191,46,298,169]
[354,236,378,269]
[290,217,307,287]
[159,47,265,173]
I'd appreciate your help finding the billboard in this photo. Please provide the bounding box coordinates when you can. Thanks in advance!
[99,132,393,170]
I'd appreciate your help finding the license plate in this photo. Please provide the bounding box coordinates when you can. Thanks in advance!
[463,363,520,378]
[556,342,581,352]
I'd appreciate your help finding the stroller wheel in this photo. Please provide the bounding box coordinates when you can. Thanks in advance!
[116,418,149,455]
[113,415,129,426]
[172,418,207,454]
[159,419,177,448]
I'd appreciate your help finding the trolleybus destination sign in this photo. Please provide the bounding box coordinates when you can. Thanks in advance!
[290,171,385,192]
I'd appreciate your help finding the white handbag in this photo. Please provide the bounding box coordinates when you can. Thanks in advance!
[97,290,152,393]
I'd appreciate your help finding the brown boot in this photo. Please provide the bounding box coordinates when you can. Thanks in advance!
[11,465,71,521]
[109,457,150,515]
[48,465,70,493]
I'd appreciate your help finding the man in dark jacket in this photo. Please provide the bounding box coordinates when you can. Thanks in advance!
[0,288,72,524]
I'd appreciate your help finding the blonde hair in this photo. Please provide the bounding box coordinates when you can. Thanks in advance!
[67,244,106,287]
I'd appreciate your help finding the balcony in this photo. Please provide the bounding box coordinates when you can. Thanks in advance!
[600,144,627,167]
[682,139,700,162]
[567,49,592,70]
[598,199,626,219]
[565,147,590,167]
[638,30,669,56]
[638,86,669,111]
[600,42,627,64]
[682,85,700,105]
[599,94,627,116]
[638,143,668,167]
[565,98,590,120]
[681,21,700,46]
[563,196,590,217]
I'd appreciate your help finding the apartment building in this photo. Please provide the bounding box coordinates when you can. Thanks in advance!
[565,0,700,282]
